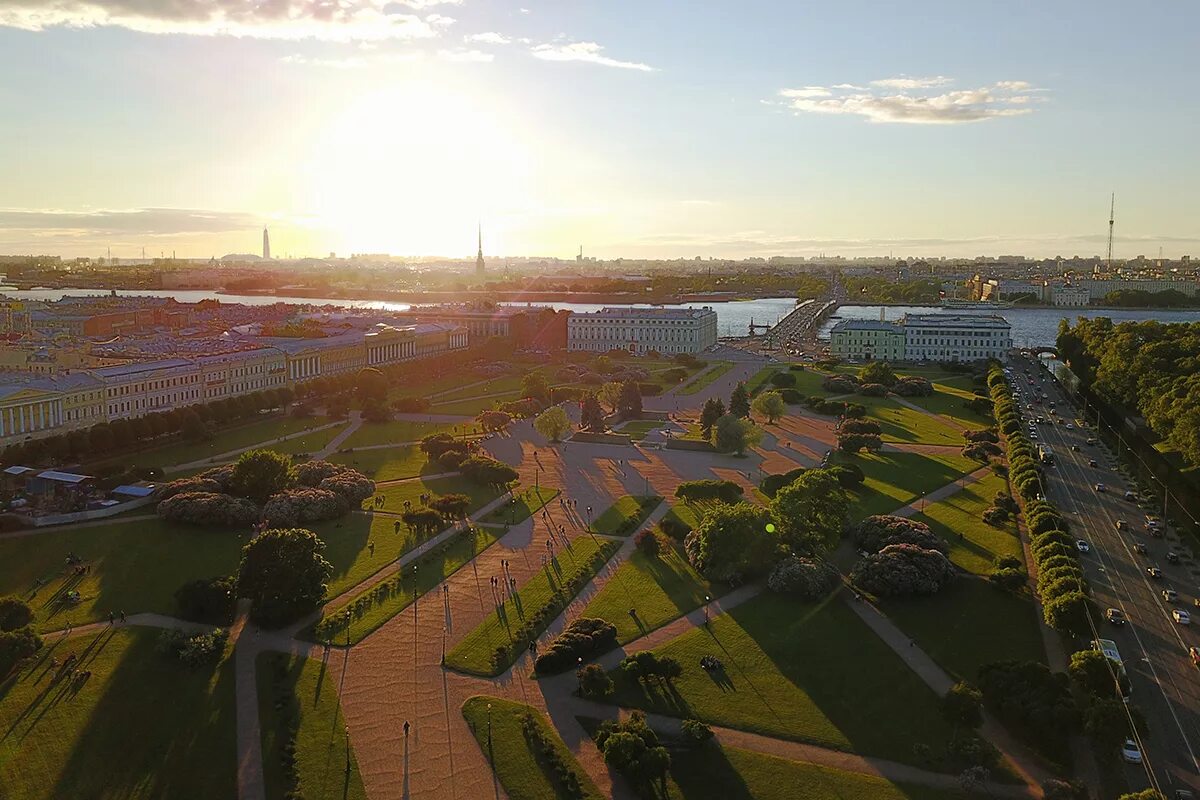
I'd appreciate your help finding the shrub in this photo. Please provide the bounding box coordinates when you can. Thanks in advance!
[158,492,259,528]
[892,376,933,397]
[402,508,445,537]
[635,529,662,557]
[0,596,34,632]
[0,627,42,677]
[978,660,1077,761]
[840,419,881,435]
[990,567,1027,591]
[858,383,888,397]
[829,463,865,488]
[964,429,1000,443]
[853,515,948,555]
[837,432,882,453]
[157,476,223,500]
[174,576,236,624]
[658,515,691,542]
[318,469,375,505]
[982,506,1010,526]
[759,468,806,498]
[680,719,714,748]
[963,441,1002,462]
[822,375,858,394]
[261,488,349,527]
[675,480,744,504]
[293,460,343,487]
[851,543,956,596]
[534,617,618,674]
[392,396,431,413]
[577,663,614,699]
[769,372,796,388]
[767,556,839,599]
[156,627,228,668]
[858,361,896,386]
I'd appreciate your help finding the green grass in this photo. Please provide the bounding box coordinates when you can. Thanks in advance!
[0,517,248,632]
[678,362,736,396]
[327,446,432,482]
[604,592,958,766]
[743,366,780,394]
[462,697,603,800]
[831,449,979,521]
[257,652,366,800]
[480,486,560,525]
[339,419,477,450]
[903,385,993,431]
[432,393,521,416]
[858,396,966,445]
[618,419,666,441]
[269,422,351,457]
[664,742,970,800]
[104,415,331,473]
[911,474,1022,575]
[881,578,1046,683]
[774,368,832,399]
[369,474,505,516]
[311,525,502,645]
[581,542,723,643]
[591,495,663,536]
[444,535,620,676]
[0,627,236,799]
[660,500,720,532]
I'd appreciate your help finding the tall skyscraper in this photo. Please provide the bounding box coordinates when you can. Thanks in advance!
[475,223,485,276]
[262,227,271,260]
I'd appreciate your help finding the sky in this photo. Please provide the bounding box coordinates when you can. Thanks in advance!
[0,0,1197,261]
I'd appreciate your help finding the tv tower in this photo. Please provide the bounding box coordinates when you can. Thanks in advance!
[1106,193,1115,271]
[262,227,271,260]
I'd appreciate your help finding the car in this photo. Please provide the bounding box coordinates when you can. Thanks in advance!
[1124,491,1137,502]
[1176,789,1196,800]
[1148,566,1164,579]
[1163,588,1178,601]
[1115,520,1128,531]
[1030,432,1038,440]
[1095,483,1106,492]
[1066,423,1074,429]
[1088,458,1098,467]
[1175,609,1192,625]
[1072,444,1081,451]
[1076,540,1091,553]
[1087,437,1097,445]
[1190,646,1200,668]
[1167,551,1181,564]
[1106,608,1126,625]
[1121,739,1143,764]
[1145,514,1162,527]
[1134,541,1148,554]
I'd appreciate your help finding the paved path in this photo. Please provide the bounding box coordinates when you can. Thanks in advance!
[315,412,364,459]
[888,464,993,518]
[167,419,347,474]
[0,512,159,540]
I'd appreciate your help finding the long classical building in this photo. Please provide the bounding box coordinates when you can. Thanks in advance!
[567,307,718,354]
[830,313,1012,363]
[0,321,467,447]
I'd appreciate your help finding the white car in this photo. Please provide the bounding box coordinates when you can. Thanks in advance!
[1174,609,1191,625]
[1122,738,1143,764]
[1076,540,1091,553]
[1095,483,1106,493]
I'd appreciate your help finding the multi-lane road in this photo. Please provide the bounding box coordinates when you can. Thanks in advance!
[1018,357,1199,797]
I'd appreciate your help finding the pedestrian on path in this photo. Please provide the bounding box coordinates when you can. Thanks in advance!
[108,611,114,625]
[120,610,126,623]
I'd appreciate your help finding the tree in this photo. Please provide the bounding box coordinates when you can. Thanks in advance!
[580,393,606,433]
[521,372,551,405]
[0,596,33,632]
[229,449,294,503]
[1084,697,1138,751]
[1044,590,1092,634]
[851,544,956,596]
[713,414,762,455]
[858,361,897,386]
[577,663,614,698]
[0,627,42,678]
[770,468,849,554]
[180,409,209,442]
[683,502,777,582]
[729,382,751,417]
[617,379,643,419]
[766,556,838,598]
[354,368,387,405]
[429,493,470,520]
[236,528,333,628]
[476,410,512,433]
[174,577,236,624]
[533,406,572,442]
[635,529,661,557]
[751,390,786,423]
[1069,648,1124,699]
[941,682,984,730]
[699,397,726,438]
[459,456,519,487]
[594,712,671,793]
[598,381,623,413]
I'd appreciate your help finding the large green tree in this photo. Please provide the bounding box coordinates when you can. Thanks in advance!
[229,449,295,503]
[533,406,572,442]
[683,502,777,582]
[699,397,725,438]
[617,380,643,419]
[713,414,762,455]
[751,390,786,423]
[237,528,333,628]
[769,468,850,554]
[581,393,606,433]
[729,382,751,418]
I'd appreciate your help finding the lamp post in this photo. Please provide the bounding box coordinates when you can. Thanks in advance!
[486,703,493,747]
[703,594,710,625]
[441,624,446,665]
[344,726,351,774]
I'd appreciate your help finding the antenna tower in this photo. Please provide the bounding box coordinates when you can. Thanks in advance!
[1106,193,1115,269]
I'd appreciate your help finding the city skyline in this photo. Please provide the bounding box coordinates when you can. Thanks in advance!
[1,1,1197,259]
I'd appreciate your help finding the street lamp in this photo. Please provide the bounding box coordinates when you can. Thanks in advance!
[344,726,351,774]
[441,624,446,665]
[703,594,710,625]
[487,702,493,747]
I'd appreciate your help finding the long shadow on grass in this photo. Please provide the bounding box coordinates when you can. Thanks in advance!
[667,744,753,800]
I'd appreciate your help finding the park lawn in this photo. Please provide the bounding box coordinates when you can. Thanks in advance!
[901,386,992,432]
[0,517,247,631]
[444,535,620,676]
[678,362,736,396]
[257,652,366,800]
[618,419,665,441]
[858,396,965,445]
[660,499,722,532]
[368,474,505,516]
[880,578,1046,683]
[912,473,1022,575]
[480,486,560,525]
[311,526,502,644]
[339,419,476,450]
[432,393,521,416]
[112,414,330,473]
[831,449,979,521]
[605,592,958,766]
[270,421,351,457]
[580,542,724,644]
[461,697,603,800]
[307,513,439,598]
[665,743,971,800]
[592,495,663,536]
[777,368,831,398]
[327,446,432,482]
[743,366,780,394]
[0,627,236,800]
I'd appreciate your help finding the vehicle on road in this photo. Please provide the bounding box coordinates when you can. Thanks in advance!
[1076,539,1091,553]
[1189,647,1200,668]
[1163,588,1178,601]
[1072,444,1080,451]
[1106,608,1127,625]
[1122,739,1143,764]
[1175,609,1192,625]
[1087,437,1097,445]
[1093,638,1123,664]
[1066,423,1074,429]
[1115,520,1128,531]
[1095,483,1107,493]
[1148,566,1164,579]
[1088,458,1097,466]
[1167,551,1180,564]
[1124,491,1138,502]
[1134,541,1148,554]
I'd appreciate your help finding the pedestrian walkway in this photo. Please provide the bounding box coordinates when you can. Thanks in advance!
[888,464,993,518]
[314,412,363,459]
[167,419,346,474]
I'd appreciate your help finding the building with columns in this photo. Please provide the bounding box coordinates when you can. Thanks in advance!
[567,307,718,354]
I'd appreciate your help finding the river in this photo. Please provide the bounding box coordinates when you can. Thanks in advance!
[2,287,1193,347]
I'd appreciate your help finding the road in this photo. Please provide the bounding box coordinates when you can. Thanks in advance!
[1018,356,1200,797]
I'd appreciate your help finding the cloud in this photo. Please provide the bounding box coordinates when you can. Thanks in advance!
[870,75,952,89]
[775,79,1043,124]
[0,207,262,236]
[437,48,492,62]
[281,54,370,69]
[465,31,509,44]
[0,0,453,42]
[530,41,655,72]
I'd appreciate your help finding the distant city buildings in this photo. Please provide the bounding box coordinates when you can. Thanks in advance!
[831,313,1012,363]
[567,306,718,354]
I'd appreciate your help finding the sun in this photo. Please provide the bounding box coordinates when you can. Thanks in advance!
[301,83,534,255]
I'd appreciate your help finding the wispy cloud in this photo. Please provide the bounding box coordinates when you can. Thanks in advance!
[437,48,493,62]
[774,78,1044,124]
[0,0,455,42]
[530,41,655,72]
[0,207,262,236]
[281,54,370,69]
[465,31,510,45]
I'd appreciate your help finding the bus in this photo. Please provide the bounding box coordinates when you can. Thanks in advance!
[1038,444,1055,465]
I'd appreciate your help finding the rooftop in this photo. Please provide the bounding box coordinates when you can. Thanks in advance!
[572,306,716,320]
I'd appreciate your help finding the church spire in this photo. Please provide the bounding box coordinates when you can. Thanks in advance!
[475,222,485,276]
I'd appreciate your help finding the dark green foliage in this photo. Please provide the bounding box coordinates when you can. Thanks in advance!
[978,660,1077,761]
[237,528,333,628]
[675,479,744,504]
[174,576,237,624]
[534,617,618,674]
[759,467,807,498]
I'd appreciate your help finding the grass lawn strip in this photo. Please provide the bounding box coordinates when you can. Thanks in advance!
[831,449,978,521]
[580,541,724,644]
[432,393,522,416]
[310,525,502,645]
[591,495,663,536]
[462,696,603,800]
[880,578,1046,684]
[617,419,665,441]
[269,422,350,457]
[677,361,736,396]
[603,592,958,766]
[902,385,992,431]
[0,627,236,800]
[257,652,366,800]
[857,395,965,445]
[911,473,1022,575]
[743,366,780,394]
[480,486,560,525]
[327,446,430,482]
[369,474,504,515]
[444,535,620,676]
[665,743,972,800]
[339,419,478,450]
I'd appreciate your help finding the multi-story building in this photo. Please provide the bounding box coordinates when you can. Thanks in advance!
[829,319,905,361]
[1052,286,1090,307]
[393,304,568,350]
[830,314,1012,363]
[567,307,718,354]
